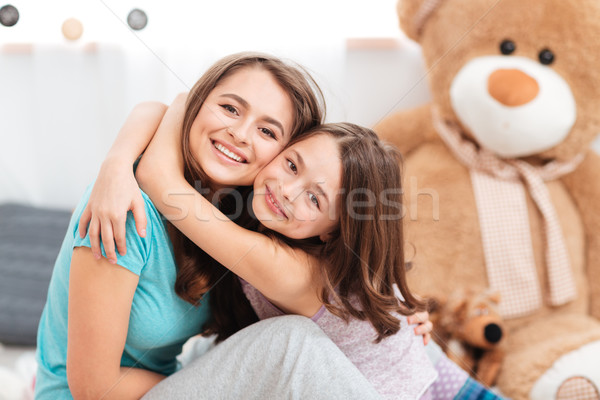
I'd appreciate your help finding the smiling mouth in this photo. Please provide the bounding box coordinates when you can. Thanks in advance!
[212,141,247,163]
[266,186,288,219]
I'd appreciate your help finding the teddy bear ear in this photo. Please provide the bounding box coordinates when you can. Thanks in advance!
[397,0,443,42]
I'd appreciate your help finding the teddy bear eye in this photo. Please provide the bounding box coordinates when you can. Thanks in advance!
[500,40,516,55]
[539,49,555,65]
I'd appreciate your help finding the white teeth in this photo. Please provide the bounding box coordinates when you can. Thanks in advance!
[214,143,243,162]
[269,192,285,215]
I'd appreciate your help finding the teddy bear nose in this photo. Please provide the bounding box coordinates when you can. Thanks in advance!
[487,68,540,107]
[484,323,503,344]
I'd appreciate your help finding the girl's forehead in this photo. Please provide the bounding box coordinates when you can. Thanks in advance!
[290,132,335,150]
[288,135,341,174]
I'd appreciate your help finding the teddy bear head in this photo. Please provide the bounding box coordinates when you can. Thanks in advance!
[437,288,505,350]
[397,0,600,162]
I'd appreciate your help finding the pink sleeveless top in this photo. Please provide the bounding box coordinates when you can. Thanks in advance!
[240,279,437,399]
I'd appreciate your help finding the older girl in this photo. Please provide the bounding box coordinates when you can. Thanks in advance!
[35,52,326,399]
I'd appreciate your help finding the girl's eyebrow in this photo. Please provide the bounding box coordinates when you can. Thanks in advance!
[219,93,285,135]
[220,93,249,108]
[290,150,304,168]
[316,184,329,206]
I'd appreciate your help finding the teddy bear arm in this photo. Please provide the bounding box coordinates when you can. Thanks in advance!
[476,348,505,387]
[561,150,600,319]
[373,103,436,156]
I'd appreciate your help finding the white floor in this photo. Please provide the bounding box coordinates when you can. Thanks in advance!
[0,343,36,400]
[0,345,34,369]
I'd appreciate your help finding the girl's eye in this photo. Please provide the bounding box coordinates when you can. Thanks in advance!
[287,159,297,173]
[309,193,320,208]
[221,104,238,115]
[260,127,276,139]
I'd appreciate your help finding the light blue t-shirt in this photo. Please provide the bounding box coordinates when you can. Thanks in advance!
[34,185,211,399]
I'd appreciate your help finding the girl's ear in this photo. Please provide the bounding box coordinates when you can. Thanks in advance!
[319,230,336,243]
[319,232,330,242]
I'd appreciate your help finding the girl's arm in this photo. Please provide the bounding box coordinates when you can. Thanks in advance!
[78,97,184,264]
[135,108,322,317]
[67,247,165,399]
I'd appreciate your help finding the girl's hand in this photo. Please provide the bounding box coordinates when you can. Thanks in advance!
[77,100,169,263]
[78,160,147,264]
[408,311,433,346]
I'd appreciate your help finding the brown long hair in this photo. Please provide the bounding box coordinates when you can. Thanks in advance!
[169,52,325,342]
[264,123,427,342]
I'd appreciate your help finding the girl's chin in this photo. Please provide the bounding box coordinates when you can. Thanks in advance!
[255,214,285,232]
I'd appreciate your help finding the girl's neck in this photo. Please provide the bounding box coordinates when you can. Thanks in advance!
[207,185,237,202]
[194,179,237,203]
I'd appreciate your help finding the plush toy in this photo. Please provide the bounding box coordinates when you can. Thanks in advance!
[431,289,506,387]
[374,1,600,399]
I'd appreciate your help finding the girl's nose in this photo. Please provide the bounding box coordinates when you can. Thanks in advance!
[280,180,302,204]
[227,123,251,144]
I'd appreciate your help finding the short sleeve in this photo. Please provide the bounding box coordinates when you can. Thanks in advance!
[71,185,152,276]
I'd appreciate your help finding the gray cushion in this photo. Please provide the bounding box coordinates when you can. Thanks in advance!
[0,203,71,345]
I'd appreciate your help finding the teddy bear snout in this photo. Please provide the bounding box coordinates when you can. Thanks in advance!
[487,68,539,107]
[484,322,503,344]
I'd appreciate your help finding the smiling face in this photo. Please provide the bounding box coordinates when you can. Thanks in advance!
[252,133,342,241]
[188,67,294,189]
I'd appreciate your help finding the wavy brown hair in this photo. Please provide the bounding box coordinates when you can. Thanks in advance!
[263,123,427,342]
[169,52,325,342]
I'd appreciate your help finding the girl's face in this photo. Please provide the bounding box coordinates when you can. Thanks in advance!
[252,134,341,241]
[189,67,294,189]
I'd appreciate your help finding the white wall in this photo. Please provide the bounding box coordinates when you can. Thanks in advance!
[0,0,428,209]
[0,0,598,209]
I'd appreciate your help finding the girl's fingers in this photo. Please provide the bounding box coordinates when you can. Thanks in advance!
[113,215,128,256]
[423,332,431,346]
[88,217,102,260]
[78,206,92,238]
[407,311,429,325]
[414,321,431,334]
[131,195,147,238]
[100,218,117,264]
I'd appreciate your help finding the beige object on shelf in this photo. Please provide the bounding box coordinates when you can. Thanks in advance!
[62,18,83,41]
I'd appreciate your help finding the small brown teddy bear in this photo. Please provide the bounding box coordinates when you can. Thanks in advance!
[431,289,506,387]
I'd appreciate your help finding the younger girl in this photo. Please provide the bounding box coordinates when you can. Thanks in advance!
[134,102,505,399]
[137,117,436,399]
[138,115,438,399]
[90,97,506,399]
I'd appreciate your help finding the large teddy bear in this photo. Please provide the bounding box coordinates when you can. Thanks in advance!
[374,0,600,399]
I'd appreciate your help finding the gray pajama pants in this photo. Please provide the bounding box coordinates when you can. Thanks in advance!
[142,315,382,400]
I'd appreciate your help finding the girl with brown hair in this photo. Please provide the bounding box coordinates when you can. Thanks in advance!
[126,100,504,398]
[129,107,438,398]
[34,52,330,399]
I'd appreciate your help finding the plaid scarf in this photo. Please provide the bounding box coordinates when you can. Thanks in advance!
[432,109,581,318]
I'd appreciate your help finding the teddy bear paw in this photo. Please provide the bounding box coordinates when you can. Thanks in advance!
[556,377,600,400]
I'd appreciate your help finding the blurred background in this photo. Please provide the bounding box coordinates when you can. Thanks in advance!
[0,0,436,209]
